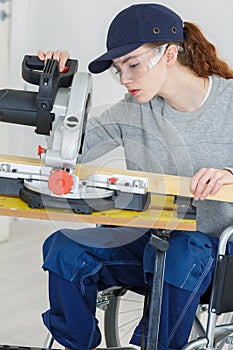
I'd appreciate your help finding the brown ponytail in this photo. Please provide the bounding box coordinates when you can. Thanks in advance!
[178,22,233,79]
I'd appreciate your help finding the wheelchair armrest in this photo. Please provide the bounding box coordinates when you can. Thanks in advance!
[217,225,233,256]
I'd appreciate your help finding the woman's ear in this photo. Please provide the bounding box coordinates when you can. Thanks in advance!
[165,45,179,65]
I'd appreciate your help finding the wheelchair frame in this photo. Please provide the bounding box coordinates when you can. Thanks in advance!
[182,225,233,350]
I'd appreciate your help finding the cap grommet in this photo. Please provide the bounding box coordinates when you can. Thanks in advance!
[171,27,177,33]
[153,27,160,34]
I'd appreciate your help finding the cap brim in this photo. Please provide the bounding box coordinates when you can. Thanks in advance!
[88,42,143,74]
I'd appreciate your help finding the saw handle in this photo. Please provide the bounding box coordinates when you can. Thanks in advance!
[21,55,78,135]
[22,55,78,87]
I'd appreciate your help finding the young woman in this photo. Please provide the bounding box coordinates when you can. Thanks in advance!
[38,3,233,350]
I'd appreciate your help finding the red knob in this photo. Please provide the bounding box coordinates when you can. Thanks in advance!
[38,145,45,156]
[108,177,118,184]
[48,170,73,195]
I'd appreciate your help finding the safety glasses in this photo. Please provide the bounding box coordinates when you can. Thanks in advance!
[110,44,168,82]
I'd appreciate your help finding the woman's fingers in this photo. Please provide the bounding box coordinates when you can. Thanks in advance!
[191,168,233,200]
[37,50,70,72]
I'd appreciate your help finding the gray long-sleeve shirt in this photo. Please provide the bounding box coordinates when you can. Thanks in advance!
[81,75,233,237]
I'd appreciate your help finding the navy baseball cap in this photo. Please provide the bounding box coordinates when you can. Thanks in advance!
[88,3,184,74]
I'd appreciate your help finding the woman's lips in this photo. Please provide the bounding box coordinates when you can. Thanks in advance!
[128,89,140,96]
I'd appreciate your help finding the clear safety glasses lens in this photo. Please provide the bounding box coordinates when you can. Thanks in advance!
[110,44,167,82]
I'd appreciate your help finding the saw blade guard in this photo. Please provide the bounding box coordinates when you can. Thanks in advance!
[42,71,92,170]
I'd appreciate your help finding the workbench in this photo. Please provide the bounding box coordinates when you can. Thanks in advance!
[0,193,195,230]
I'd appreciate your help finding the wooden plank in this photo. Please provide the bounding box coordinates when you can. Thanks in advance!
[0,154,232,203]
[0,154,42,166]
[76,164,233,203]
[0,194,196,231]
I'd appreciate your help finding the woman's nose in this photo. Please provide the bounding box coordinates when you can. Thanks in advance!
[120,72,132,85]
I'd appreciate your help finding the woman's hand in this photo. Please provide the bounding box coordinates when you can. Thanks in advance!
[191,168,233,201]
[37,50,70,72]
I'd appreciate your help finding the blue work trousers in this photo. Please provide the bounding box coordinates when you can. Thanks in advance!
[42,227,218,350]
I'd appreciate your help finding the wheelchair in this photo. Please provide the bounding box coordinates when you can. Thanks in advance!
[42,225,233,350]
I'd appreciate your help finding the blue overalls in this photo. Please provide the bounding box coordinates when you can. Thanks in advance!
[41,226,229,350]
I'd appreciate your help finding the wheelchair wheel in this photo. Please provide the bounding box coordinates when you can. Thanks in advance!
[104,288,144,348]
[189,305,233,349]
[104,291,233,350]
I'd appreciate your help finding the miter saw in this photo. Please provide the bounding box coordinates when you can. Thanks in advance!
[0,55,150,214]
